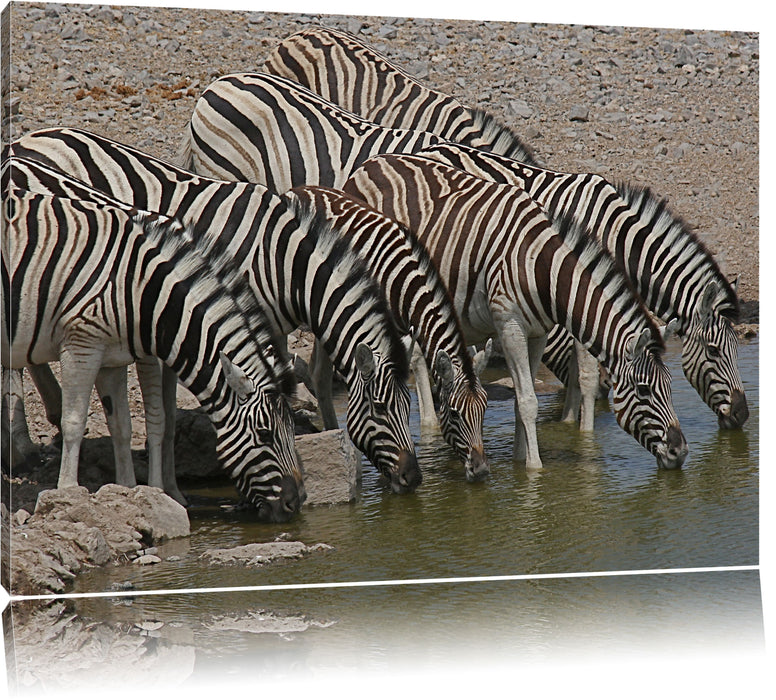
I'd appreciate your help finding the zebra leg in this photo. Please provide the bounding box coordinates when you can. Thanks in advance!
[11,369,39,463]
[497,319,545,470]
[411,342,439,430]
[1,368,40,467]
[160,363,187,506]
[57,346,105,489]
[27,363,63,431]
[576,342,601,432]
[135,358,166,492]
[94,366,137,489]
[310,338,340,430]
[560,351,581,423]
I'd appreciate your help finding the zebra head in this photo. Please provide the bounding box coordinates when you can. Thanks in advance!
[217,351,306,522]
[681,281,748,429]
[434,349,490,481]
[348,342,420,493]
[611,328,688,470]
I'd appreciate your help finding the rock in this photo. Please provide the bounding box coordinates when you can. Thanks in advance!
[568,104,590,122]
[296,429,361,505]
[9,485,190,595]
[13,509,31,526]
[508,99,533,118]
[134,554,163,565]
[200,541,332,567]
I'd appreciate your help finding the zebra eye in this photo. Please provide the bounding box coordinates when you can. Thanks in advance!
[707,343,721,358]
[636,383,652,400]
[257,428,273,444]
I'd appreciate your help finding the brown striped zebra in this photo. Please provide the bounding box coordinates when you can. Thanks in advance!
[344,154,688,470]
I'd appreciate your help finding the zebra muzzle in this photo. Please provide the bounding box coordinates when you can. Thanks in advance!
[390,449,422,493]
[257,474,306,523]
[465,446,490,482]
[718,389,749,429]
[656,425,688,470]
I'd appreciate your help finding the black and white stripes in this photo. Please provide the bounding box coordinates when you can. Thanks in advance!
[4,186,304,522]
[179,72,439,191]
[11,129,420,493]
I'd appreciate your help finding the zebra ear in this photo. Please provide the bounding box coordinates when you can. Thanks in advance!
[626,328,652,362]
[355,342,376,379]
[219,352,254,401]
[661,318,680,341]
[697,281,719,321]
[402,328,417,358]
[434,350,455,387]
[471,338,494,377]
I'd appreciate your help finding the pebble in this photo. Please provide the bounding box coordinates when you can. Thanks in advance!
[133,554,162,566]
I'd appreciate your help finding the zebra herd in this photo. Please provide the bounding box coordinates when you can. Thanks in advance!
[1,25,749,523]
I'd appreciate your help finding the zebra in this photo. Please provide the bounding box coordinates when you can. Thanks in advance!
[178,72,440,192]
[417,141,748,430]
[177,72,624,431]
[343,154,688,471]
[261,25,748,432]
[9,133,420,495]
[263,24,537,164]
[3,186,305,523]
[287,185,489,481]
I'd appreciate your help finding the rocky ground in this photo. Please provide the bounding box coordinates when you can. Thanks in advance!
[1,3,760,591]
[3,1,759,441]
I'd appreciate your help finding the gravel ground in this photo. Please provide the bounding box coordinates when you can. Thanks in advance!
[3,2,759,448]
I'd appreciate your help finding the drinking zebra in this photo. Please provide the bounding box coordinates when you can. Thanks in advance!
[287,185,489,481]
[343,154,688,470]
[263,24,536,164]
[3,187,305,522]
[261,25,748,431]
[418,142,747,430]
[10,132,420,495]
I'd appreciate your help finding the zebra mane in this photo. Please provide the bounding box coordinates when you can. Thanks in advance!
[613,181,740,322]
[549,210,665,354]
[466,107,539,166]
[284,195,411,380]
[176,123,195,171]
[135,212,297,397]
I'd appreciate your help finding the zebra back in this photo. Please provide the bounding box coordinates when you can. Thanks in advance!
[343,154,664,380]
[420,141,739,328]
[263,25,537,164]
[181,72,441,191]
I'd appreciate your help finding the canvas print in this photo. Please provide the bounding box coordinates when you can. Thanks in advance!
[0,1,762,692]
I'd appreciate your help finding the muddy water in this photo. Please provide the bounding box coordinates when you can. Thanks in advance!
[75,336,759,592]
[5,338,761,693]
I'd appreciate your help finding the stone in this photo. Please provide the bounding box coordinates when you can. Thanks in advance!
[200,541,332,567]
[133,554,162,565]
[122,485,190,540]
[296,429,361,505]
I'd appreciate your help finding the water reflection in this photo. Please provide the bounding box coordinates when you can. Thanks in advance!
[4,570,765,695]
